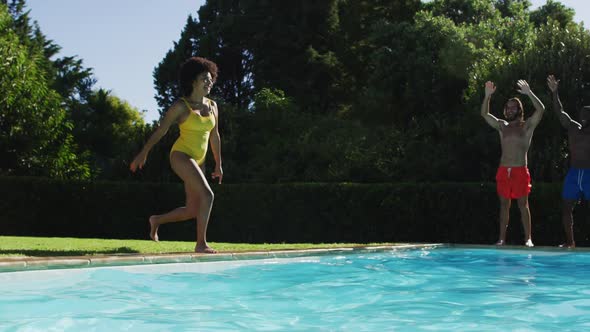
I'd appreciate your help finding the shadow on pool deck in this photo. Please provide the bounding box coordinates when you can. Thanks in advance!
[0,247,139,257]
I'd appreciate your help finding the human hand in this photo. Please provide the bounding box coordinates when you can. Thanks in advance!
[484,81,496,97]
[517,79,532,96]
[130,151,147,172]
[211,165,223,184]
[547,75,559,93]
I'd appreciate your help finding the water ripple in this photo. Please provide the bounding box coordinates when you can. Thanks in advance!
[1,248,590,331]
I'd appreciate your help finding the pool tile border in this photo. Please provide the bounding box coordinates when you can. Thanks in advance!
[0,243,441,273]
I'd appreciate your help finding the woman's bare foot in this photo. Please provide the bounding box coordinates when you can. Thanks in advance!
[149,216,159,242]
[495,240,505,245]
[195,244,217,254]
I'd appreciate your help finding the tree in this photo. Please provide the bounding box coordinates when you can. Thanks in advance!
[153,16,200,114]
[425,0,497,25]
[363,12,473,126]
[0,3,89,178]
[155,0,350,114]
[237,0,345,113]
[336,0,422,109]
[148,0,590,183]
[530,0,575,28]
[70,89,147,179]
[494,0,531,19]
[2,0,95,105]
[154,7,254,113]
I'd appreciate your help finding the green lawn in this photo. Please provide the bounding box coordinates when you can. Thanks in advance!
[0,236,393,258]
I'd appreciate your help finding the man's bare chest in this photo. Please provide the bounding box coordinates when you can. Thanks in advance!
[501,126,529,142]
[569,130,590,153]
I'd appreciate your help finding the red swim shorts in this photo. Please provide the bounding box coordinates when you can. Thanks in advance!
[495,166,531,199]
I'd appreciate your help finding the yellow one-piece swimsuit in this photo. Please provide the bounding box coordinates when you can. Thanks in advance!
[170,97,216,165]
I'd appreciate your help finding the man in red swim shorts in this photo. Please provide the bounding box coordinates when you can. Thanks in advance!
[481,79,545,247]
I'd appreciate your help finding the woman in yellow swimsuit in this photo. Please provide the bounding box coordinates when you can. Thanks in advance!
[130,57,222,253]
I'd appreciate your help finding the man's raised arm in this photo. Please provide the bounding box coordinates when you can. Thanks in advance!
[547,75,580,129]
[481,81,502,130]
[517,79,545,130]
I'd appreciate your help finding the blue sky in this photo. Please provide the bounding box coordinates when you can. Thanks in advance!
[26,0,205,123]
[25,0,590,123]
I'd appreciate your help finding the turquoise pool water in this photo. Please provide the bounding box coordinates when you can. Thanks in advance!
[1,247,589,331]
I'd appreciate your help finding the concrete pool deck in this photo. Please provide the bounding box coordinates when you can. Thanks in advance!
[0,243,586,273]
[0,244,442,272]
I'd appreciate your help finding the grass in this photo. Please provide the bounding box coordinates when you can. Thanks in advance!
[0,236,395,258]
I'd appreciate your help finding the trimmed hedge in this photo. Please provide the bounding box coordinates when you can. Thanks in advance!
[1,176,588,246]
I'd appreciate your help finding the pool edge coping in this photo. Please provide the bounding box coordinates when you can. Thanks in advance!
[0,243,441,273]
[2,242,588,273]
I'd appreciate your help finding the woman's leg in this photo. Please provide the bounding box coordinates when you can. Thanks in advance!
[169,151,216,253]
[148,184,200,241]
[149,152,216,253]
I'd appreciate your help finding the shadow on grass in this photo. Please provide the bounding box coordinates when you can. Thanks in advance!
[0,247,140,257]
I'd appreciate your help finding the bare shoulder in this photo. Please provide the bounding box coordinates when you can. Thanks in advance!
[497,119,509,130]
[164,100,189,120]
[170,99,188,110]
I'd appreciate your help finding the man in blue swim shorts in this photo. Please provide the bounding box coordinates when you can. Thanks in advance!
[548,75,590,248]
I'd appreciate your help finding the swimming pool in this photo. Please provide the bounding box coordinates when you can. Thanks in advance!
[1,247,589,331]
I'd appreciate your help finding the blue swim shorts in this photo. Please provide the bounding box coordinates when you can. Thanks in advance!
[562,168,590,200]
